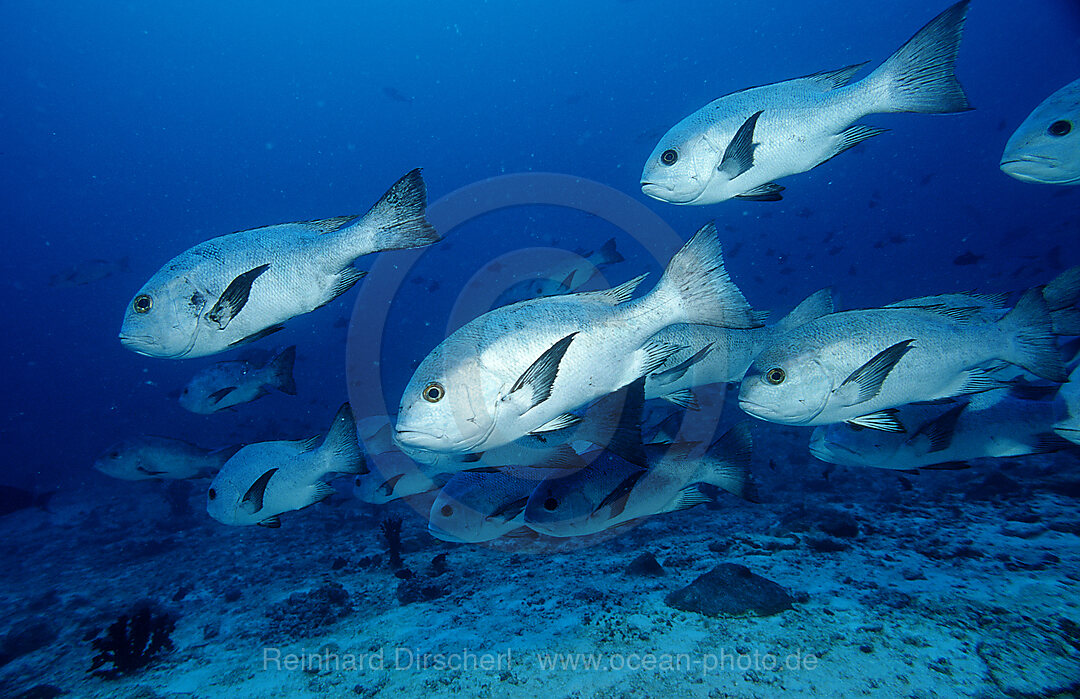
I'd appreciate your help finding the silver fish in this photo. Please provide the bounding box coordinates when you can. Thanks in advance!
[1055,363,1080,445]
[120,170,438,359]
[524,423,754,538]
[1001,77,1080,185]
[207,403,365,527]
[428,462,578,544]
[641,1,971,205]
[179,346,297,414]
[810,387,1069,470]
[492,238,625,307]
[646,288,833,407]
[739,288,1067,432]
[50,257,129,288]
[394,222,758,455]
[94,435,237,481]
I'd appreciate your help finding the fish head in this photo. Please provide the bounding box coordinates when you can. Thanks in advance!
[739,347,832,425]
[1001,79,1080,185]
[809,424,896,468]
[120,273,209,358]
[395,344,500,453]
[205,468,249,525]
[93,439,147,480]
[522,474,596,537]
[428,478,495,543]
[641,124,723,204]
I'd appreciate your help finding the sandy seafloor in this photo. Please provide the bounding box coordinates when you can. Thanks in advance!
[2,415,1079,699]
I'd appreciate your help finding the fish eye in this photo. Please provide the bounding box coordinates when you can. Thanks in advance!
[109,451,119,458]
[422,382,445,403]
[660,149,679,166]
[133,295,153,314]
[440,504,453,518]
[543,497,559,511]
[208,488,217,501]
[766,368,786,385]
[1048,120,1073,137]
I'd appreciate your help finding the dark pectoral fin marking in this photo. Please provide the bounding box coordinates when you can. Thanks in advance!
[207,264,270,330]
[594,469,648,518]
[718,110,762,179]
[209,386,238,404]
[240,467,278,514]
[510,333,578,412]
[841,339,915,404]
[914,402,966,453]
[489,496,530,522]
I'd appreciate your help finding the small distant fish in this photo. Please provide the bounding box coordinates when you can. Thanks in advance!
[493,238,625,307]
[641,1,971,205]
[383,86,414,104]
[524,424,754,538]
[952,250,984,266]
[0,485,55,517]
[428,463,577,543]
[49,257,129,288]
[179,346,297,414]
[1001,77,1080,185]
[94,436,238,480]
[120,170,438,359]
[207,403,365,527]
[739,288,1067,432]
[394,223,759,456]
[811,387,1069,470]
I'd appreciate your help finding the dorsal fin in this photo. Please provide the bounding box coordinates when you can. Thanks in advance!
[574,274,648,306]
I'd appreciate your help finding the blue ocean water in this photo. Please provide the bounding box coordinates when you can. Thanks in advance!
[2,1,1080,695]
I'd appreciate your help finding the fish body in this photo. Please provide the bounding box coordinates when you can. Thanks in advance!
[646,288,833,405]
[394,223,758,455]
[810,388,1068,470]
[641,1,971,205]
[1001,78,1080,184]
[94,435,235,480]
[739,289,1066,431]
[207,403,365,526]
[180,346,297,413]
[524,424,753,538]
[120,170,438,359]
[493,238,625,306]
[1055,364,1080,445]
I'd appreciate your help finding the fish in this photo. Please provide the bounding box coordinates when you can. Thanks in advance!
[952,250,984,266]
[120,169,438,359]
[427,462,578,543]
[179,346,297,414]
[49,257,129,288]
[0,486,55,517]
[810,387,1070,470]
[640,1,971,205]
[1001,77,1080,185]
[1055,364,1080,446]
[394,222,759,455]
[492,238,625,307]
[94,436,238,480]
[739,288,1067,432]
[645,288,833,407]
[383,86,414,104]
[207,403,365,527]
[524,423,755,538]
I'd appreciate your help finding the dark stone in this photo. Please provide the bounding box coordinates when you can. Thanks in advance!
[395,576,446,605]
[0,618,58,666]
[265,582,352,639]
[12,685,66,699]
[817,510,860,538]
[331,557,348,571]
[965,471,1021,500]
[625,553,665,577]
[1044,479,1080,498]
[88,606,176,678]
[664,563,794,618]
[805,535,849,553]
[223,587,242,603]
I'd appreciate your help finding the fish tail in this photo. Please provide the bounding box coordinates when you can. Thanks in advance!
[866,0,972,114]
[592,237,624,266]
[321,403,368,475]
[998,288,1068,383]
[697,422,756,501]
[267,345,298,396]
[342,169,440,256]
[650,222,758,329]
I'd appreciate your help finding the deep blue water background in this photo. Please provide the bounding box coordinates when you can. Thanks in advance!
[1,1,1078,492]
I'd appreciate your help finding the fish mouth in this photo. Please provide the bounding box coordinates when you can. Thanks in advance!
[641,181,699,204]
[394,428,454,452]
[427,524,466,543]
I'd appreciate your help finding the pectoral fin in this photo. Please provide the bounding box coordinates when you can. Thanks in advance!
[593,469,648,518]
[489,496,530,522]
[209,386,238,404]
[846,410,905,433]
[650,344,713,386]
[240,467,278,514]
[838,339,915,405]
[913,403,966,453]
[207,264,270,330]
[718,110,762,179]
[506,333,577,414]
